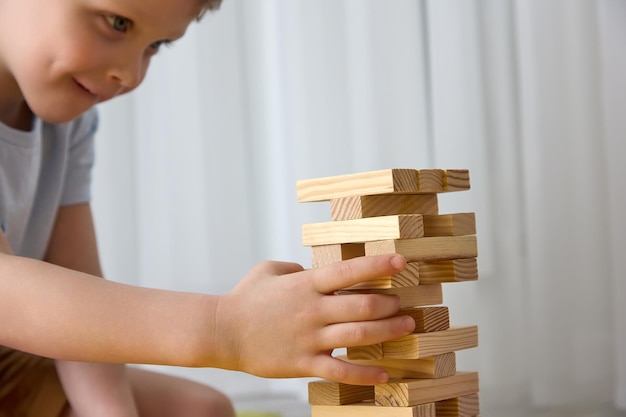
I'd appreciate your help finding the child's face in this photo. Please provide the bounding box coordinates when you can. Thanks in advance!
[0,0,202,124]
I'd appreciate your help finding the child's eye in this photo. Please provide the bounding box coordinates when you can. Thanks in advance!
[150,41,164,51]
[105,15,131,33]
[149,40,172,54]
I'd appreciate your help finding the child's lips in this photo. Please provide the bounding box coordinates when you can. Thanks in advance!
[74,79,116,102]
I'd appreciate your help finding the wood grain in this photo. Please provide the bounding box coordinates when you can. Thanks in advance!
[313,254,478,285]
[416,169,445,193]
[297,168,470,202]
[302,215,424,246]
[397,306,450,333]
[418,259,478,284]
[381,326,479,359]
[330,194,439,221]
[423,213,476,237]
[436,394,480,417]
[365,236,477,261]
[311,243,365,268]
[297,169,420,202]
[308,381,374,405]
[337,284,443,309]
[375,372,479,406]
[338,352,456,379]
[443,169,471,191]
[348,326,477,360]
[345,262,420,290]
[312,402,436,417]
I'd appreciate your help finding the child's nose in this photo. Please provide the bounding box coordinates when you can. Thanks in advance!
[107,53,146,91]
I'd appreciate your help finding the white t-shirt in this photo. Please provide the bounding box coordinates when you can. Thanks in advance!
[0,108,97,259]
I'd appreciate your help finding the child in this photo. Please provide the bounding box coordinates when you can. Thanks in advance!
[0,0,416,415]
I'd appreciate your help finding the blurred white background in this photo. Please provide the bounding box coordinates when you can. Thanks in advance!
[91,0,626,413]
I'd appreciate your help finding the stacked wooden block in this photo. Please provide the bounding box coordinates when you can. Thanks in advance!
[296,168,480,417]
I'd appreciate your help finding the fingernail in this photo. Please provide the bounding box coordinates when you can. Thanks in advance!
[377,371,389,384]
[403,316,416,333]
[390,255,405,270]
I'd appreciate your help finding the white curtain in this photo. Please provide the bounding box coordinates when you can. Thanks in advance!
[91,0,626,410]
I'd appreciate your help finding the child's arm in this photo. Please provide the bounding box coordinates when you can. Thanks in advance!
[0,210,413,386]
[44,203,139,417]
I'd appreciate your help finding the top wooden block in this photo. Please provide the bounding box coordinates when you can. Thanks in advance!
[296,169,470,202]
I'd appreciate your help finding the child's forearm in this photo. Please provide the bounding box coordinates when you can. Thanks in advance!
[0,253,220,367]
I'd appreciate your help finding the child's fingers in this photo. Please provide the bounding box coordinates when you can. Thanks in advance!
[310,255,406,294]
[318,316,415,351]
[309,355,390,386]
[251,260,305,277]
[320,293,400,324]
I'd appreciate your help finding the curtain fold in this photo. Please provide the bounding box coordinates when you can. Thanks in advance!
[91,0,625,409]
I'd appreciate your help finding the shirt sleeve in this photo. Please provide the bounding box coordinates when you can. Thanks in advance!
[60,108,98,206]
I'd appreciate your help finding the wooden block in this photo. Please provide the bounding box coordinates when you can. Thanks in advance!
[443,169,470,191]
[312,402,436,417]
[365,236,477,261]
[346,262,420,290]
[418,259,478,284]
[330,195,439,221]
[302,215,424,246]
[398,306,450,333]
[436,394,480,417]
[416,169,445,193]
[314,256,478,286]
[311,243,364,268]
[381,326,478,359]
[297,169,420,202]
[312,243,420,288]
[345,342,384,360]
[423,213,476,237]
[308,381,374,405]
[375,372,479,406]
[337,284,443,309]
[339,352,456,379]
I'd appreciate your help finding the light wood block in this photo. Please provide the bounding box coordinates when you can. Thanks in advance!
[398,306,450,333]
[338,352,456,379]
[330,194,439,221]
[302,215,424,246]
[375,372,479,406]
[348,326,477,360]
[381,326,479,359]
[365,236,478,262]
[308,381,374,405]
[297,168,470,202]
[311,243,364,268]
[418,259,478,284]
[436,394,480,417]
[443,169,470,191]
[337,284,443,309]
[297,169,421,202]
[312,402,435,417]
[423,213,476,237]
[346,342,384,360]
[314,255,478,286]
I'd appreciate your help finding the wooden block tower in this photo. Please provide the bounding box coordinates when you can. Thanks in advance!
[296,168,480,417]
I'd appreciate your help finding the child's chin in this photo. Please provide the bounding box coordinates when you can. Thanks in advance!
[35,106,93,124]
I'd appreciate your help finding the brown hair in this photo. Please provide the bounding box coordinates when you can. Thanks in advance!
[199,0,222,18]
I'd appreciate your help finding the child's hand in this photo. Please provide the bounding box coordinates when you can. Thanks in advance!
[213,254,415,385]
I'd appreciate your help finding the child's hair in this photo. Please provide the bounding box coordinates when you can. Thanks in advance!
[200,0,222,18]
